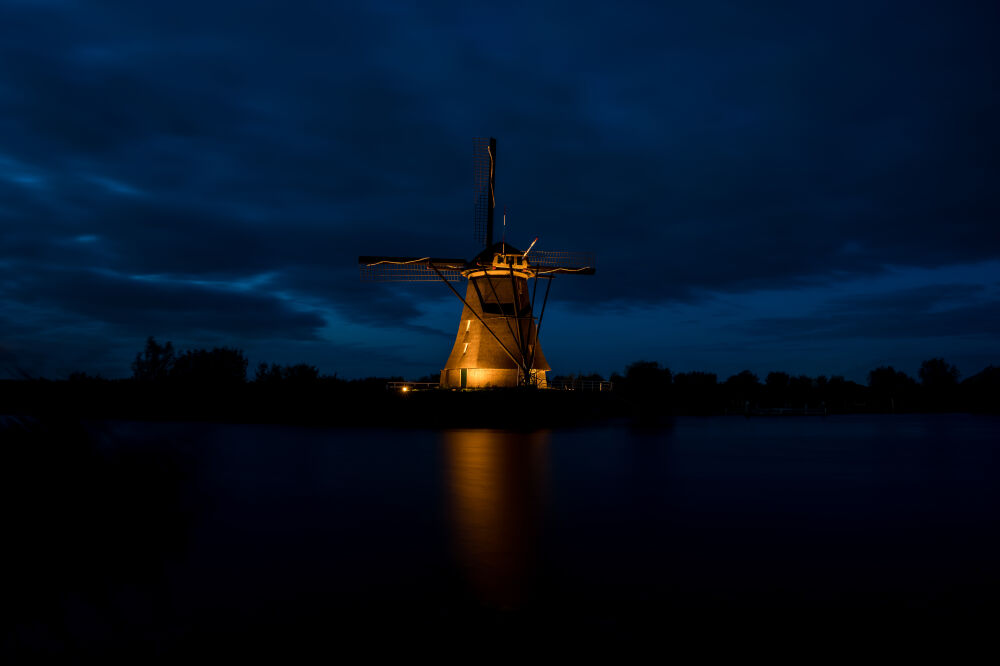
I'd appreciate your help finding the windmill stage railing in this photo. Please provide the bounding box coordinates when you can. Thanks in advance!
[386,381,440,392]
[547,379,614,391]
[386,379,615,392]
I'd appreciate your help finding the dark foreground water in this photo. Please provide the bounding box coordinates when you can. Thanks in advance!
[6,414,1000,655]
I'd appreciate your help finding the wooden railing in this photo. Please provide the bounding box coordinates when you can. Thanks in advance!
[547,380,614,391]
[386,380,615,391]
[386,381,439,391]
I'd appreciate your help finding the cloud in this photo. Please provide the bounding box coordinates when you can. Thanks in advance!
[744,283,1000,341]
[2,263,325,340]
[0,0,997,376]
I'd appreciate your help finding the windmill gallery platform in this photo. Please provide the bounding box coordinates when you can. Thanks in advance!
[359,137,595,389]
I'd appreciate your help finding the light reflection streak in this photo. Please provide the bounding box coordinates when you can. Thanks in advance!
[442,429,548,609]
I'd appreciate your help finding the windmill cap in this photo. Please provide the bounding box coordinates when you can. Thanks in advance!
[471,241,523,265]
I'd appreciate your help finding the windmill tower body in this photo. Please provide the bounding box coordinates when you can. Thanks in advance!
[440,264,550,389]
[358,137,594,388]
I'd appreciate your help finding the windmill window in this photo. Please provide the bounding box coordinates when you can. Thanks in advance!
[475,277,517,315]
[466,319,471,331]
[462,343,469,354]
[482,302,517,315]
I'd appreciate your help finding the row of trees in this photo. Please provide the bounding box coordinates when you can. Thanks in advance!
[563,358,996,413]
[127,337,994,412]
[131,337,323,386]
[128,337,395,393]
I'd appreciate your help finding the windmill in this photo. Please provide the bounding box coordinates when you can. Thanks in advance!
[358,137,595,388]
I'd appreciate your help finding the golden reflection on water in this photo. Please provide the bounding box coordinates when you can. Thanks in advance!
[442,429,549,609]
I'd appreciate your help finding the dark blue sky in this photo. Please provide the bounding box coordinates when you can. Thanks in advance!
[1,0,997,382]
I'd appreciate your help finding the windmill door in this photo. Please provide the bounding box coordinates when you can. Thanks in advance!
[460,368,467,388]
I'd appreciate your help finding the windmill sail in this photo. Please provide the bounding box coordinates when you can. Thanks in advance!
[529,250,596,275]
[358,256,466,282]
[473,137,496,248]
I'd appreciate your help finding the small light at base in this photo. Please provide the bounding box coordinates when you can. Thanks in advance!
[401,386,409,392]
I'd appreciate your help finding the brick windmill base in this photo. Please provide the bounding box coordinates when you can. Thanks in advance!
[439,262,550,389]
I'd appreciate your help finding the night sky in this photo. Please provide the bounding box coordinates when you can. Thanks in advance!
[1,0,997,382]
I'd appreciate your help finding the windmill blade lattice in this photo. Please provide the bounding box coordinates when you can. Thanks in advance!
[359,256,465,282]
[473,137,495,247]
[530,250,596,275]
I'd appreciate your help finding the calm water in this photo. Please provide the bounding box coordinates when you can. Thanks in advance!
[14,415,1000,651]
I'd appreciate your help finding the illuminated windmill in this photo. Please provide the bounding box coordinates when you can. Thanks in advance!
[358,137,595,388]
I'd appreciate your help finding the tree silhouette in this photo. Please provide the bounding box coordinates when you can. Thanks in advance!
[132,337,174,382]
[765,371,789,390]
[765,371,791,406]
[919,358,960,410]
[961,366,1000,413]
[254,363,320,385]
[725,370,760,390]
[868,366,917,412]
[623,360,672,395]
[578,372,607,384]
[724,370,761,410]
[282,363,320,385]
[674,371,718,413]
[171,347,248,385]
[918,358,960,389]
[255,362,283,384]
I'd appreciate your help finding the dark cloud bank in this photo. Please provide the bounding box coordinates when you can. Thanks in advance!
[1,0,997,379]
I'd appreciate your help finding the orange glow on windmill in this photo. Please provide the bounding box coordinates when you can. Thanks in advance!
[359,138,596,388]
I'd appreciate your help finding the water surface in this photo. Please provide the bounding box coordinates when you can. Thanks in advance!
[11,414,1000,652]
